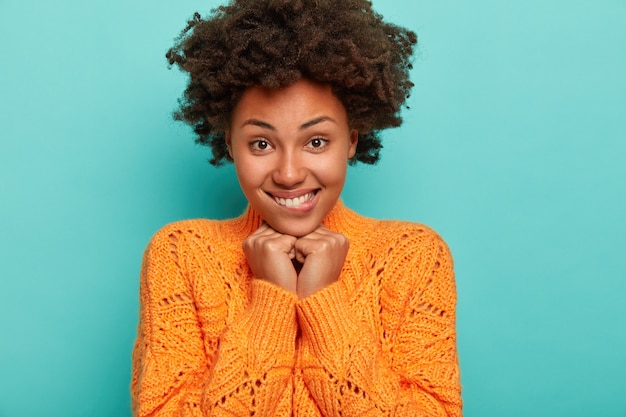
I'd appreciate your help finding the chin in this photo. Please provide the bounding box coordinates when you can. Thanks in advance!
[267,219,319,237]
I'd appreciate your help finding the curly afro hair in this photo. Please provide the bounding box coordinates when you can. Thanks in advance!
[166,0,417,166]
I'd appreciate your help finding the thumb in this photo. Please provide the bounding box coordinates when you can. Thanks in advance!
[295,247,307,264]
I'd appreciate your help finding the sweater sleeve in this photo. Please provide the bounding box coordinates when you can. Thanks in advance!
[131,226,298,417]
[295,232,462,417]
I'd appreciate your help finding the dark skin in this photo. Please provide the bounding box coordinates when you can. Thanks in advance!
[243,223,349,298]
[228,79,356,299]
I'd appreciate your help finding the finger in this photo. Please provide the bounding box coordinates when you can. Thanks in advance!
[296,233,348,257]
[295,250,307,264]
[250,222,276,236]
[293,237,321,261]
[299,226,341,240]
[294,237,318,258]
[248,224,290,246]
[258,234,297,254]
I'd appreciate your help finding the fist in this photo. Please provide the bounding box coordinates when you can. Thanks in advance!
[243,223,298,293]
[294,226,349,298]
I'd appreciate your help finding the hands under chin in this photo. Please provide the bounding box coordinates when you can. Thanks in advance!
[243,223,349,298]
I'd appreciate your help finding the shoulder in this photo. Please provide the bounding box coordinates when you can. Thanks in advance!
[347,211,450,256]
[144,216,248,258]
[146,218,216,248]
[377,220,451,265]
[334,204,442,243]
[139,217,250,292]
[372,218,443,241]
[339,208,452,272]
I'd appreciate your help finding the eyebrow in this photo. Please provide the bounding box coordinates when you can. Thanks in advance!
[240,116,337,131]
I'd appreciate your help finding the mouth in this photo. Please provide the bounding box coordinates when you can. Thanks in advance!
[268,190,319,208]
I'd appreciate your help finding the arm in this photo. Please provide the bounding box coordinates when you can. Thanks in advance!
[295,231,462,417]
[131,226,298,417]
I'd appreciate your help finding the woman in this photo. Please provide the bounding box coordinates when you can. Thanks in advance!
[131,0,462,416]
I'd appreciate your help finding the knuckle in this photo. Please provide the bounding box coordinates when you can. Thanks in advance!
[318,240,332,251]
[263,240,282,252]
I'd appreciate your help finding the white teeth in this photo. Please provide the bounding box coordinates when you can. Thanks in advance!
[274,192,315,208]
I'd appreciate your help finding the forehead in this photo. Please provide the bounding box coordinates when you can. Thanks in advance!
[232,78,349,127]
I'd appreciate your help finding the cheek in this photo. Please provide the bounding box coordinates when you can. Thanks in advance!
[234,157,264,188]
[314,155,349,184]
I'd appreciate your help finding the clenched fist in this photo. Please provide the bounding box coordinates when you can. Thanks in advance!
[243,223,349,298]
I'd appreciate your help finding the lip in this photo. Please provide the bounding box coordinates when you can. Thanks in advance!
[266,188,319,199]
[264,188,320,212]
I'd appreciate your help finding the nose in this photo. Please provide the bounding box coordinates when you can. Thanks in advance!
[271,151,306,187]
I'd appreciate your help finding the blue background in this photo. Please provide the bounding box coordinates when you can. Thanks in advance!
[1,1,625,416]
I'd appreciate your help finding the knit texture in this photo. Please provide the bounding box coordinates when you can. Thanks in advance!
[131,201,462,416]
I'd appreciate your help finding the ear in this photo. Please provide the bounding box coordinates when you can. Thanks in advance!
[348,129,358,159]
[225,131,234,159]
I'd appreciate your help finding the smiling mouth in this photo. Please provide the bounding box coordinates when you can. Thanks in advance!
[270,190,318,208]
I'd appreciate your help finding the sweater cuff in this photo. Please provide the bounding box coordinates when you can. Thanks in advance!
[296,282,357,360]
[244,279,299,356]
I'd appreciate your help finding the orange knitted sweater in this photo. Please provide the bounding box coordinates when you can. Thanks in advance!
[131,201,462,416]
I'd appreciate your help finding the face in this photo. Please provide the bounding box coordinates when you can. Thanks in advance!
[227,78,358,237]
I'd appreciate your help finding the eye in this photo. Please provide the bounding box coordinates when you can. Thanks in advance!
[306,137,329,150]
[249,139,273,152]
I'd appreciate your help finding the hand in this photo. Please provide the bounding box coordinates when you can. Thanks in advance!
[294,226,349,299]
[243,223,298,293]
